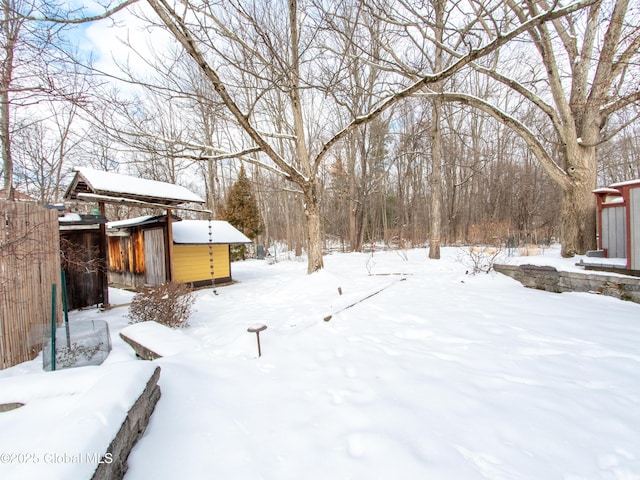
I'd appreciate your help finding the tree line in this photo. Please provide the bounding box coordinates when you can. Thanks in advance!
[1,0,639,273]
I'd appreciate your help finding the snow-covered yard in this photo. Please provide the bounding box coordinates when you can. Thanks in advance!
[1,246,639,479]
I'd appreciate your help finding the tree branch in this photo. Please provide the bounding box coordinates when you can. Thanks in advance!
[422,91,571,190]
[313,0,597,167]
[469,62,563,135]
[146,0,307,185]
[24,0,139,24]
[588,0,629,105]
[600,90,640,119]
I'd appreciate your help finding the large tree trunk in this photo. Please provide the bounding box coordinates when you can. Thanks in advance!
[428,96,442,259]
[428,0,445,259]
[560,146,598,257]
[304,180,324,273]
[1,0,17,201]
[0,93,12,200]
[348,130,367,253]
[348,149,364,252]
[349,197,364,252]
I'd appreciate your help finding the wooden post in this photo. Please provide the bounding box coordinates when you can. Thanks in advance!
[166,209,174,282]
[98,202,109,308]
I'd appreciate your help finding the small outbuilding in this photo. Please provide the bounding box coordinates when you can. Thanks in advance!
[172,220,251,286]
[64,166,208,302]
[107,217,251,289]
[58,211,108,309]
[593,179,640,273]
[106,214,178,289]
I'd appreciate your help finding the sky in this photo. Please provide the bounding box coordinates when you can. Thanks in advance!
[66,1,170,82]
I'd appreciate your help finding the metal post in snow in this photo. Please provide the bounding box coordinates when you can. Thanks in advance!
[50,284,57,371]
[247,325,267,357]
[61,271,71,349]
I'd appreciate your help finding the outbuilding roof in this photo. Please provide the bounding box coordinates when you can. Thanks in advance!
[65,167,205,208]
[172,220,252,245]
[609,179,640,189]
[107,214,180,229]
[59,212,108,230]
[106,216,251,244]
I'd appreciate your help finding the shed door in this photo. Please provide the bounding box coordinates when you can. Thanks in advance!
[144,228,166,285]
[601,206,626,258]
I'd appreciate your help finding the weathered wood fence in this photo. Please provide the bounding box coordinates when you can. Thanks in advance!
[1,201,62,370]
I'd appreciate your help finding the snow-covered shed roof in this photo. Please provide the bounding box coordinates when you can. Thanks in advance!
[593,188,621,195]
[64,167,205,208]
[106,214,180,230]
[610,179,640,189]
[106,217,251,244]
[172,220,251,245]
[59,212,107,224]
[59,212,108,231]
[107,215,155,229]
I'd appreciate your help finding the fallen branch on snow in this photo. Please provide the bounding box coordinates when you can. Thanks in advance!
[323,277,407,322]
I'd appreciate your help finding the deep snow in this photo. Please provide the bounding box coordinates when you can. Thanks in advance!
[1,246,639,479]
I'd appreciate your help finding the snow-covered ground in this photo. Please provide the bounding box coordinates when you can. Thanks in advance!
[1,245,639,479]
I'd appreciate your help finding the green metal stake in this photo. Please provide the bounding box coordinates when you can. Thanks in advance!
[50,283,57,371]
[61,271,71,349]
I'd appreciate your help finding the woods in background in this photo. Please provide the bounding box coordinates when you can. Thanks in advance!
[1,0,639,264]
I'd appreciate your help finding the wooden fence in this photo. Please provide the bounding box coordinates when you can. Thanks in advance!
[0,201,62,370]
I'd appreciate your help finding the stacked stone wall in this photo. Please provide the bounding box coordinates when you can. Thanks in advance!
[494,264,640,304]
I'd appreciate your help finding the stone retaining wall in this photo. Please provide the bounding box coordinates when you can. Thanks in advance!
[494,264,640,304]
[91,366,161,480]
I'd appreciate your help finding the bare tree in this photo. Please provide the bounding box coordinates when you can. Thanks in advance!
[428,0,446,259]
[318,1,395,252]
[13,73,91,203]
[598,122,640,184]
[0,0,136,200]
[433,0,640,256]
[137,0,594,272]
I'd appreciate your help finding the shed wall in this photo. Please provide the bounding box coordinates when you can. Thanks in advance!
[143,228,166,286]
[601,206,626,258]
[631,187,640,270]
[173,244,230,284]
[107,230,146,289]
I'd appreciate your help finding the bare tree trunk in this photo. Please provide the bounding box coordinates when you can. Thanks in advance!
[349,195,364,251]
[1,0,17,200]
[429,99,442,258]
[347,140,360,251]
[1,89,14,199]
[349,132,367,252]
[560,145,598,256]
[288,0,323,272]
[428,0,445,259]
[304,179,324,272]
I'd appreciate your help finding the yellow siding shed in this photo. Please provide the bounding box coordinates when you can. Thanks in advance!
[173,244,231,284]
[171,220,251,286]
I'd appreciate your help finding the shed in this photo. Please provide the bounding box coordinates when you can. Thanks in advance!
[64,167,208,302]
[594,179,640,272]
[107,218,251,289]
[172,220,251,286]
[58,212,108,309]
[106,215,180,289]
